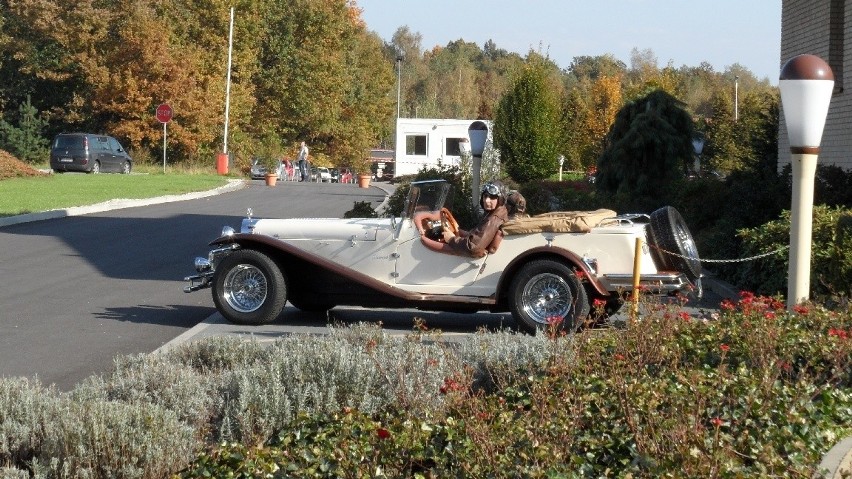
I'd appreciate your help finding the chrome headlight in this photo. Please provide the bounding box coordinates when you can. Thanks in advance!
[194,257,212,273]
[221,226,235,237]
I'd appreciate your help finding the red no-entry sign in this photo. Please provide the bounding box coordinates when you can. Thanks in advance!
[156,103,173,123]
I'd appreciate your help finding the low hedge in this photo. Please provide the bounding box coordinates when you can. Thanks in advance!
[3,296,849,477]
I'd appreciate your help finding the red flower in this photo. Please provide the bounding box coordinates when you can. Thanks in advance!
[792,304,809,315]
[720,299,736,312]
[678,311,691,321]
[376,428,391,439]
[710,417,723,427]
[593,298,606,307]
[764,311,776,320]
[719,344,730,352]
[739,291,755,303]
[614,353,625,361]
[574,270,586,281]
[440,377,465,394]
[829,328,849,339]
[546,316,563,326]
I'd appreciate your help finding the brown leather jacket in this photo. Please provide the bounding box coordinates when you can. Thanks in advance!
[447,205,509,257]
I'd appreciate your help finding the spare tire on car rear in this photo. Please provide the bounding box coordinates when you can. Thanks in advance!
[647,206,702,283]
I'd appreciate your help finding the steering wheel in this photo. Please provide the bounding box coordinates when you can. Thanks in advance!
[440,208,460,237]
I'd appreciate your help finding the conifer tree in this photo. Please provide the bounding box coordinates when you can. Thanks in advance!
[0,95,48,163]
[493,56,563,183]
[595,89,695,205]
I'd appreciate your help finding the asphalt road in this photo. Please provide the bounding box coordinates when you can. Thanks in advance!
[0,179,387,390]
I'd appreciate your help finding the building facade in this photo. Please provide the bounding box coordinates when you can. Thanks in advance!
[780,0,852,170]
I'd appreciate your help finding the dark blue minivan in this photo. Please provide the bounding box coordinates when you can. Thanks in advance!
[50,133,133,174]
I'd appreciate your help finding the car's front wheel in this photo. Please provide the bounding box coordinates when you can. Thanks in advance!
[212,249,287,325]
[121,160,131,174]
[509,259,589,334]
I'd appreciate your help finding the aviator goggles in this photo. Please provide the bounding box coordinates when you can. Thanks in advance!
[481,183,501,197]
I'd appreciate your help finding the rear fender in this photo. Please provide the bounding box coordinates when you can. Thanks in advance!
[495,246,609,304]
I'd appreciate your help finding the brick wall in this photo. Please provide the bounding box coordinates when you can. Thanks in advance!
[780,0,852,170]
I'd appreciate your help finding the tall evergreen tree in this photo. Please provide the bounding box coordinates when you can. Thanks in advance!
[493,55,563,183]
[595,89,695,206]
[0,95,48,163]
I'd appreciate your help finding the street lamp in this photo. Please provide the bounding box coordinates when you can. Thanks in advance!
[734,76,739,122]
[396,55,403,120]
[778,54,834,308]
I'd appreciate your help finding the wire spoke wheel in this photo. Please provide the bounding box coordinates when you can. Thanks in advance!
[521,272,573,324]
[222,264,268,313]
[510,259,589,334]
[213,249,287,325]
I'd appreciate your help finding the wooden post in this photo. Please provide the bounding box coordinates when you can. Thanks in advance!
[631,237,642,321]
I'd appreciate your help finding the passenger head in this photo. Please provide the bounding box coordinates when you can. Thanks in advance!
[480,180,507,209]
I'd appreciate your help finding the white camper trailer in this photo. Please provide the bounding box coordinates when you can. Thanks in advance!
[393,118,490,177]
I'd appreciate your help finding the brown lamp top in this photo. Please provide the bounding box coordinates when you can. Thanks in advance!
[780,54,835,81]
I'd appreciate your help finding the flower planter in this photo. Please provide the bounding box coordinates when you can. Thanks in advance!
[357,174,371,188]
[265,173,278,186]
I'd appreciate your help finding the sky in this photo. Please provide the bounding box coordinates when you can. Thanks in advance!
[357,0,783,83]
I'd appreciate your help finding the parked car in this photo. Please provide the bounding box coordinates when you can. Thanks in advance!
[50,133,133,174]
[184,179,701,333]
[250,157,283,180]
[316,167,332,182]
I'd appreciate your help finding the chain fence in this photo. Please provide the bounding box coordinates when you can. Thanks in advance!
[649,244,790,264]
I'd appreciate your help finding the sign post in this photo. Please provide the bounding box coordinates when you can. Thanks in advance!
[156,103,173,173]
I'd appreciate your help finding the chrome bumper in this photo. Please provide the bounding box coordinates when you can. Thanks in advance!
[182,245,239,293]
[600,272,701,297]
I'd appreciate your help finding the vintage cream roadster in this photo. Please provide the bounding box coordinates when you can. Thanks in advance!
[184,180,701,333]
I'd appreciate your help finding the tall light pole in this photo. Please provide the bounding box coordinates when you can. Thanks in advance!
[734,75,739,122]
[396,55,403,119]
[778,54,834,308]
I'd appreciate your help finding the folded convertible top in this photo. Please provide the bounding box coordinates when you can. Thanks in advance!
[502,209,618,234]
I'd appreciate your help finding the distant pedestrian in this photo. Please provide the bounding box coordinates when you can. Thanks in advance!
[297,141,309,182]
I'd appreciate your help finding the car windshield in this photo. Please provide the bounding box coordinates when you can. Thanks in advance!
[404,180,454,218]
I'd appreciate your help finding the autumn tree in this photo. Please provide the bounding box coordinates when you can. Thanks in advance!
[562,73,624,170]
[493,54,564,183]
[595,89,695,206]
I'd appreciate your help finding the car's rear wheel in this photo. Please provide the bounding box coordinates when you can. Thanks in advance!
[91,161,101,174]
[509,260,589,334]
[647,206,702,282]
[212,249,287,325]
[121,160,131,174]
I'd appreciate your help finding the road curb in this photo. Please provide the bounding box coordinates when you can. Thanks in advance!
[817,436,852,478]
[0,179,246,228]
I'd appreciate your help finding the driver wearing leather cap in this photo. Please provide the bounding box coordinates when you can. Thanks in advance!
[442,180,509,257]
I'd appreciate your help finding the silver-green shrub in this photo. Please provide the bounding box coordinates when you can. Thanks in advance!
[34,398,196,479]
[0,378,57,468]
[70,353,219,434]
[214,324,465,443]
[0,323,588,476]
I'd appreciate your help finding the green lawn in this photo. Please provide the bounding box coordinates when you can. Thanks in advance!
[0,173,232,217]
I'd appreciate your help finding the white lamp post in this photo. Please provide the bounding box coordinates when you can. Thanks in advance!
[396,55,403,120]
[778,54,834,308]
[734,76,739,122]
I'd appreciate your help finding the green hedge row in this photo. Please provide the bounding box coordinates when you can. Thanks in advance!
[2,298,850,478]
